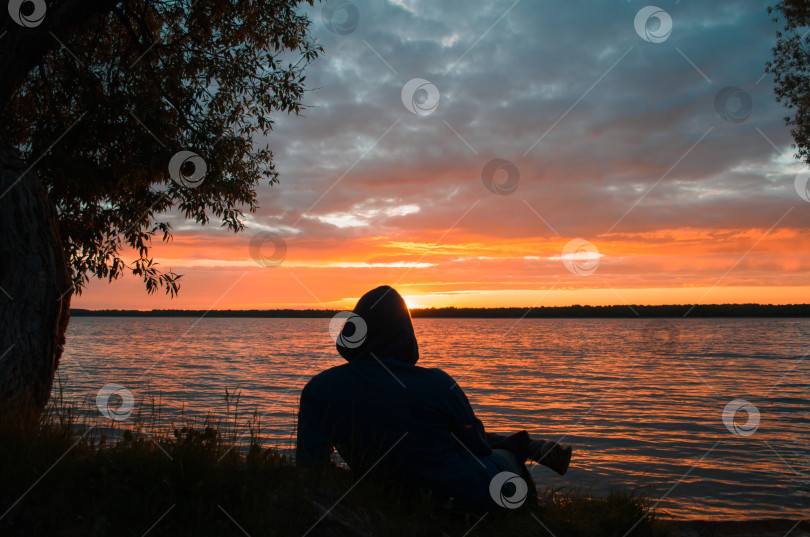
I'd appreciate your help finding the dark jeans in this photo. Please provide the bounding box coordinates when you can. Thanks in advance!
[485,430,538,501]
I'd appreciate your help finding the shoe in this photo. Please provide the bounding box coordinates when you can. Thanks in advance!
[529,440,572,476]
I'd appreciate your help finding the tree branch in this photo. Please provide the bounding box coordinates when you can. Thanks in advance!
[0,0,120,112]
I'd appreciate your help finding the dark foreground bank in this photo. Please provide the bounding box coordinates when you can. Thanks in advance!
[0,393,663,537]
[1,395,805,537]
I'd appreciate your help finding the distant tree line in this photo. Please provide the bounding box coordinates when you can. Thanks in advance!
[70,304,810,318]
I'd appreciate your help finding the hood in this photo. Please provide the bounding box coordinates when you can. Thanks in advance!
[336,286,419,365]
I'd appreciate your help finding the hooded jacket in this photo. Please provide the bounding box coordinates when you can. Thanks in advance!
[295,286,511,511]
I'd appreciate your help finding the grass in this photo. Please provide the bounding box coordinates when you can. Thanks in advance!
[0,387,669,537]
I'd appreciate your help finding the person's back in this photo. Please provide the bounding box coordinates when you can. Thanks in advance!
[296,285,572,512]
[296,286,507,511]
[298,354,505,509]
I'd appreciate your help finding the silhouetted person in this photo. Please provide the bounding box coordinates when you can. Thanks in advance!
[296,285,572,511]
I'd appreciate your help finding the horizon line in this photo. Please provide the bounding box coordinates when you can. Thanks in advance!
[69,303,810,318]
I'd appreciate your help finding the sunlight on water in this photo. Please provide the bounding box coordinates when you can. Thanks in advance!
[56,317,809,520]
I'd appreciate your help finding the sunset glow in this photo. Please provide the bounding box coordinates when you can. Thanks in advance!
[73,222,810,310]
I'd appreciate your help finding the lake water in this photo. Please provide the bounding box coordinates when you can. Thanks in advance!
[55,317,809,520]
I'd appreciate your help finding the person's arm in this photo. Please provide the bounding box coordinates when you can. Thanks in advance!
[443,372,492,457]
[295,379,334,468]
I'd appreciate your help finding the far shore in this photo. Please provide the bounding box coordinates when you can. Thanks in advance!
[69,303,810,318]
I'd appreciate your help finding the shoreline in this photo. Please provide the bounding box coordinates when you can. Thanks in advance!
[668,518,809,537]
[5,394,806,536]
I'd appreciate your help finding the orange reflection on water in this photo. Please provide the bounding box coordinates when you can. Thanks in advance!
[57,316,810,521]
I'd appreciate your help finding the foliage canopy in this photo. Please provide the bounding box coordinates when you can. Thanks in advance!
[2,0,321,295]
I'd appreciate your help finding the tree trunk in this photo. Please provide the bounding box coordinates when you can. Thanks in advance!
[0,1,120,431]
[0,135,72,430]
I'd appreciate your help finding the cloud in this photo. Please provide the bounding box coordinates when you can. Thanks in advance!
[75,0,810,309]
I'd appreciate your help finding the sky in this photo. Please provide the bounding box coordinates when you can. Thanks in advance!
[74,0,810,310]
